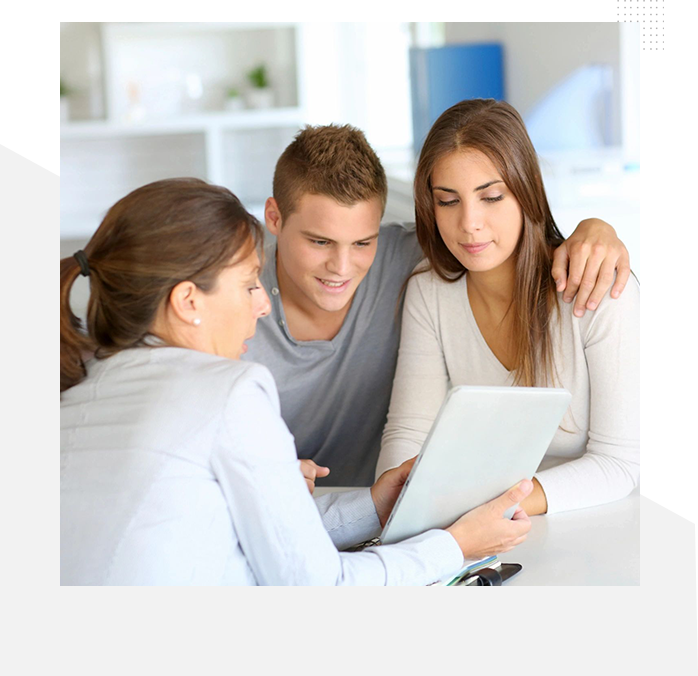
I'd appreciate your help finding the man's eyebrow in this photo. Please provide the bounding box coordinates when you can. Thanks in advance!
[300,231,379,244]
[432,179,504,193]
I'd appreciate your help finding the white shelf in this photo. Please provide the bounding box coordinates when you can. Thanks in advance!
[60,107,305,140]
[102,22,298,38]
[60,21,308,240]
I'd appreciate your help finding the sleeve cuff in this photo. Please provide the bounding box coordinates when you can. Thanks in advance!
[372,529,466,585]
[314,488,381,549]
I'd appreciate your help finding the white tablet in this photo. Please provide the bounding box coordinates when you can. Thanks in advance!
[380,385,572,545]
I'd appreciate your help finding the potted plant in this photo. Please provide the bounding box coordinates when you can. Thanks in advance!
[60,78,71,123]
[245,64,274,109]
[224,86,245,112]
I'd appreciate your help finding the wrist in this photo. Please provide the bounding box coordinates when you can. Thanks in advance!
[521,476,548,515]
[369,484,385,527]
[578,217,615,234]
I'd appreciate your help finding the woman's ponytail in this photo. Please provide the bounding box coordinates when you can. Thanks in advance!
[59,178,263,394]
[60,254,94,392]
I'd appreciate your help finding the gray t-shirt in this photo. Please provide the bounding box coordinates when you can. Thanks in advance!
[243,223,423,487]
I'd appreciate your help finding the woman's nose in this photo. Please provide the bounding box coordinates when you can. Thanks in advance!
[459,206,484,233]
[256,286,272,318]
[460,218,484,234]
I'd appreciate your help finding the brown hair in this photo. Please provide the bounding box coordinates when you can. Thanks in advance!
[60,178,263,392]
[272,124,388,218]
[414,99,565,387]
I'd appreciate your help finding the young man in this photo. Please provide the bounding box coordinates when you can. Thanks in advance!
[243,124,631,487]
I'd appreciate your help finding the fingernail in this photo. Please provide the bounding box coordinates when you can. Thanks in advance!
[574,308,584,317]
[587,301,597,310]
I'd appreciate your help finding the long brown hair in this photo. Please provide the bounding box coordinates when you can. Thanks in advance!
[60,178,263,392]
[414,98,565,387]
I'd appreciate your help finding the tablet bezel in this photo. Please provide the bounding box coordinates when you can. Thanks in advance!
[380,385,572,545]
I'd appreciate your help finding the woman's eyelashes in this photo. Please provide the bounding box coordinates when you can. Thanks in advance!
[436,194,505,207]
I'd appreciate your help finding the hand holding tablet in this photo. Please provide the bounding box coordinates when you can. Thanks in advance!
[380,386,571,545]
[446,479,533,560]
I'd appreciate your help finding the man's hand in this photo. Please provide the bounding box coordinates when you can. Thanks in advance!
[551,218,631,318]
[299,459,330,494]
[371,457,417,527]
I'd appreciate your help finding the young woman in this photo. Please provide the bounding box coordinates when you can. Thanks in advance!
[60,177,533,586]
[376,99,640,516]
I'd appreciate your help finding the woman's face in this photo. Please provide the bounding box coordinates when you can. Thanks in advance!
[200,247,271,360]
[431,149,524,273]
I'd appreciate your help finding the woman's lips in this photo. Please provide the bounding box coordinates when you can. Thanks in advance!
[241,333,255,354]
[460,241,491,254]
[315,277,351,293]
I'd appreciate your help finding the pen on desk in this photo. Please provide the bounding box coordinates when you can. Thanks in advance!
[455,563,523,586]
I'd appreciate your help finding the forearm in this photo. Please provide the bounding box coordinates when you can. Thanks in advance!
[536,275,640,514]
[376,275,450,480]
[335,529,464,586]
[377,431,423,479]
[535,451,639,515]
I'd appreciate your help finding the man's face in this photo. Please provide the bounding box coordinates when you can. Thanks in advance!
[269,193,383,314]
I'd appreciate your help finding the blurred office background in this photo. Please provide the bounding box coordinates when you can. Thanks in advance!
[61,22,641,314]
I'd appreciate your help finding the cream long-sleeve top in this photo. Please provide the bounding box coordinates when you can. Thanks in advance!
[376,269,640,514]
[61,345,464,586]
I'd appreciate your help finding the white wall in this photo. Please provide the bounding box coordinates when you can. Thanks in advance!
[444,22,621,142]
[619,23,641,164]
[433,23,640,276]
[60,22,106,121]
[299,22,413,159]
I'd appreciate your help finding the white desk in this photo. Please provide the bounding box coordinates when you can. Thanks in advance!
[314,487,640,586]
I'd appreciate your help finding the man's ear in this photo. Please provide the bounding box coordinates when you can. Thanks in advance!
[265,197,283,237]
[168,281,201,325]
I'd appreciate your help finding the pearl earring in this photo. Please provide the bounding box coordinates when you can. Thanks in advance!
[192,318,201,326]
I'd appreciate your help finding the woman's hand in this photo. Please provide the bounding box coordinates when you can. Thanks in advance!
[371,457,417,527]
[299,459,330,494]
[446,479,534,560]
[551,218,631,317]
[519,476,548,516]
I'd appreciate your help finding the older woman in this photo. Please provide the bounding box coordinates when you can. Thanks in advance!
[60,178,533,586]
[377,99,640,515]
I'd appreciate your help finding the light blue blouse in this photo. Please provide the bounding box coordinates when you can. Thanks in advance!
[60,346,463,585]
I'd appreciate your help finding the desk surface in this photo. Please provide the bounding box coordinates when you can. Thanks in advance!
[314,487,640,586]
